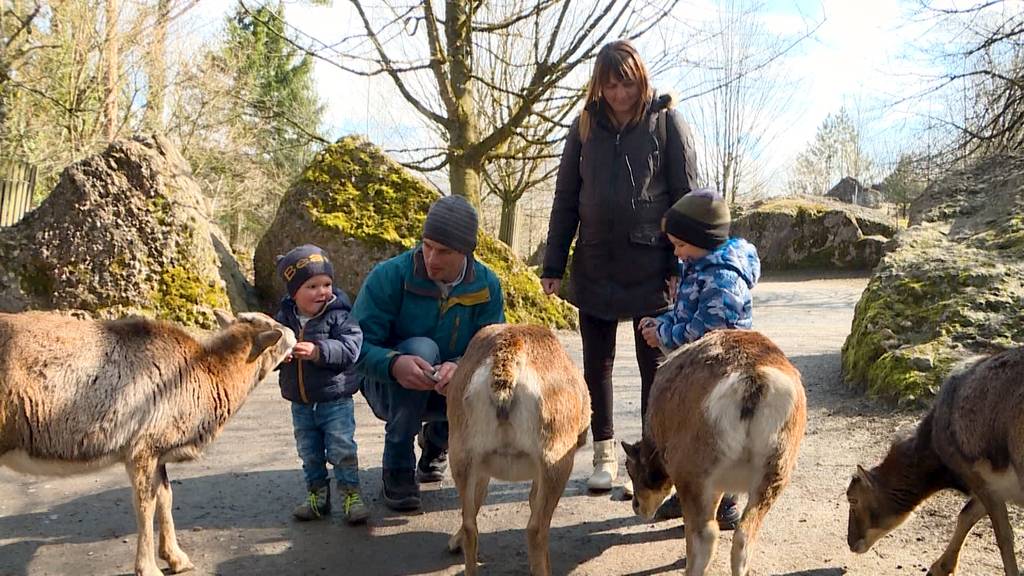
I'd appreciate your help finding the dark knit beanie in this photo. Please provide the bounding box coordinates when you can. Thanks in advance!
[422,195,478,255]
[275,244,335,297]
[662,188,731,250]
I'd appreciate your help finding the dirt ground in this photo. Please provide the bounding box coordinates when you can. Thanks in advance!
[2,273,1022,576]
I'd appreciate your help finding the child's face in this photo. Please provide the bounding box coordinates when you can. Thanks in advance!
[667,233,710,262]
[293,274,333,316]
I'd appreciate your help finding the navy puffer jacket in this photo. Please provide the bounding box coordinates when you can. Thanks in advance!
[275,288,363,402]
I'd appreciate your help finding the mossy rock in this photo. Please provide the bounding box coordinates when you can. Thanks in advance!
[842,155,1024,404]
[0,135,251,329]
[254,136,577,329]
[731,195,896,271]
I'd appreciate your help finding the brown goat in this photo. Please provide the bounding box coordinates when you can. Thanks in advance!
[623,329,806,576]
[847,346,1024,576]
[0,310,296,576]
[445,324,590,576]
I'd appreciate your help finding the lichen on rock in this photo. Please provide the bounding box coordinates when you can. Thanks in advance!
[0,135,253,328]
[254,136,577,329]
[841,154,1024,404]
[731,195,897,271]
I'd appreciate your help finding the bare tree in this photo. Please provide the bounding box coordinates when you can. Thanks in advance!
[686,0,811,203]
[280,0,681,206]
[901,1,1024,162]
[102,0,120,141]
[472,0,584,245]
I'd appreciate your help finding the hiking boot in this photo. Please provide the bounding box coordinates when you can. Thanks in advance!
[293,483,331,521]
[587,439,618,491]
[416,425,448,483]
[340,486,369,524]
[382,468,421,511]
[655,493,741,530]
[716,494,741,531]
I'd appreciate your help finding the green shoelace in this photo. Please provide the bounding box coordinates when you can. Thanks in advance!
[344,491,363,513]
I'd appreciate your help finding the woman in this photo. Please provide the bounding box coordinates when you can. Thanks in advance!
[541,40,698,492]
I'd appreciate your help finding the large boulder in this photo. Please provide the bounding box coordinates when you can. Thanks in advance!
[825,176,883,208]
[731,196,897,270]
[842,154,1024,404]
[0,135,256,328]
[254,136,577,328]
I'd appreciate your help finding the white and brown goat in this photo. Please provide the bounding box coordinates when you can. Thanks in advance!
[0,310,296,576]
[445,323,590,576]
[847,346,1024,576]
[622,329,806,576]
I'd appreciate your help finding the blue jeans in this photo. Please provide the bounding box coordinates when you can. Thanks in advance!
[291,398,360,489]
[361,337,448,471]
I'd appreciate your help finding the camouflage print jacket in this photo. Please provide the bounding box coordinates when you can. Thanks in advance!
[654,237,761,349]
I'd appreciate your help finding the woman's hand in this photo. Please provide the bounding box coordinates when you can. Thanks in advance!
[541,278,562,296]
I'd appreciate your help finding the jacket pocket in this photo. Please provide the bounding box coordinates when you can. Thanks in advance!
[629,224,669,247]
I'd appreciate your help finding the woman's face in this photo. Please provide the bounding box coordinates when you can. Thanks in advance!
[602,76,641,118]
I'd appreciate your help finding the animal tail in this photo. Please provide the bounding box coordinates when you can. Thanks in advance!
[490,330,525,421]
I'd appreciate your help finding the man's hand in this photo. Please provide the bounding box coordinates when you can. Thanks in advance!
[541,278,561,296]
[391,354,438,391]
[639,317,662,349]
[432,361,459,396]
[291,341,319,362]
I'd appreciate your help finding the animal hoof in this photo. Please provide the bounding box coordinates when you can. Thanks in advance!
[135,564,164,576]
[447,530,463,553]
[162,549,194,573]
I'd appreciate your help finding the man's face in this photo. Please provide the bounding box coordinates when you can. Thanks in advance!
[422,238,466,283]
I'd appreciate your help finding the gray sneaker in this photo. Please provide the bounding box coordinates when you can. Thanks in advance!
[293,484,331,521]
[341,486,369,525]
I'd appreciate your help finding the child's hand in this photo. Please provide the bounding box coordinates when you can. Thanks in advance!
[291,341,319,362]
[639,317,661,348]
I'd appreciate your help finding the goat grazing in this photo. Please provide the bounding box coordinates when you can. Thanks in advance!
[445,324,590,576]
[622,329,806,576]
[0,310,296,576]
[847,346,1024,576]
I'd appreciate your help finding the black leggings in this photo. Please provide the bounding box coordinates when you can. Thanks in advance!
[579,310,665,442]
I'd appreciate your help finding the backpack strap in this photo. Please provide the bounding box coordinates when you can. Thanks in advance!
[656,108,668,152]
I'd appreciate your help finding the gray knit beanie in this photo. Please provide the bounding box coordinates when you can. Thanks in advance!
[422,195,479,255]
[275,244,334,297]
[662,188,731,250]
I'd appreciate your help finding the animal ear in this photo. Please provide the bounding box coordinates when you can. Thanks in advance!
[621,440,638,461]
[214,309,235,328]
[248,330,283,362]
[855,465,873,486]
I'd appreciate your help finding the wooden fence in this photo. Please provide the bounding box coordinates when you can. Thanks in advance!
[0,159,37,227]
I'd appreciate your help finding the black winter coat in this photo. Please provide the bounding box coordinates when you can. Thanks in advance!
[542,94,699,320]
[275,288,363,403]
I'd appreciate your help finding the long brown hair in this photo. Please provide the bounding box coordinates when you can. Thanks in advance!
[579,40,654,142]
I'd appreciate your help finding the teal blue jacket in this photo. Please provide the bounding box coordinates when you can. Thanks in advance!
[352,246,505,384]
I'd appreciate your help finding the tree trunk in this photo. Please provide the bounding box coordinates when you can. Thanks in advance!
[445,0,480,206]
[498,195,518,248]
[144,0,170,132]
[102,0,119,142]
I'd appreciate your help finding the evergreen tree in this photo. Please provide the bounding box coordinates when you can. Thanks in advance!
[788,108,874,195]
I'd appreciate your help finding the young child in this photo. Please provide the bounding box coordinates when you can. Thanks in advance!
[638,187,761,527]
[275,244,367,524]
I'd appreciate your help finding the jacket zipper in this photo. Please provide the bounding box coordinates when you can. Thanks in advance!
[297,325,309,403]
